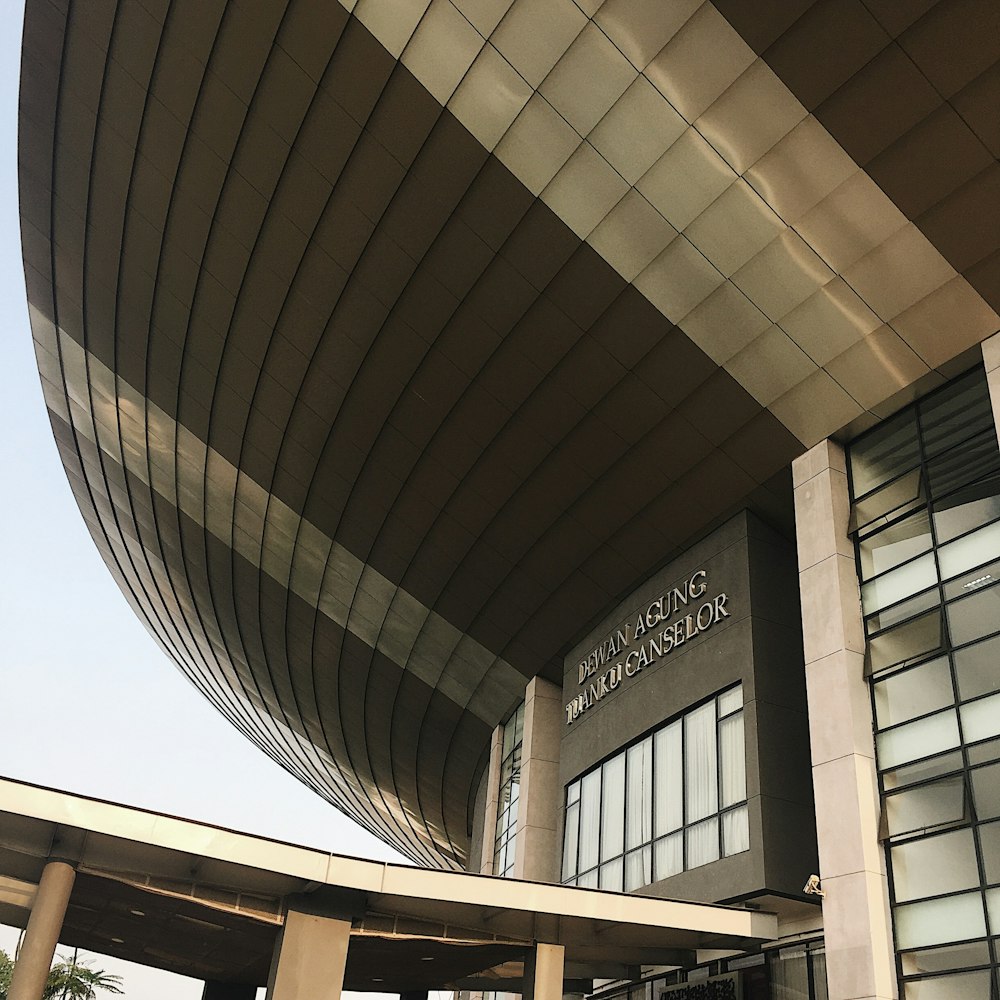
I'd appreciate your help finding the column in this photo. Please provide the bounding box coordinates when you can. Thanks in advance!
[793,440,896,1000]
[983,331,1000,436]
[400,992,428,1000]
[265,909,351,1000]
[479,725,504,874]
[513,677,562,883]
[8,861,76,1000]
[522,943,565,1000]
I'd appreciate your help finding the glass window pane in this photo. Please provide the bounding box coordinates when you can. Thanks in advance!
[579,769,601,872]
[654,721,683,836]
[718,685,743,716]
[865,588,940,635]
[867,608,943,674]
[861,554,937,616]
[960,693,1000,744]
[722,805,749,856]
[626,738,653,850]
[685,702,718,822]
[919,369,992,456]
[900,940,992,977]
[978,819,1000,884]
[877,709,961,769]
[769,947,809,998]
[884,775,966,838]
[942,556,1000,600]
[685,817,719,869]
[954,634,1000,700]
[882,751,964,791]
[890,829,980,902]
[601,754,625,861]
[860,510,932,579]
[971,762,1000,821]
[654,832,683,880]
[719,713,746,807]
[624,846,652,891]
[567,780,580,804]
[850,410,920,498]
[927,428,1000,497]
[939,521,1000,579]
[947,583,1000,647]
[599,857,623,891]
[577,868,598,889]
[933,475,1000,543]
[902,970,993,999]
[894,891,986,949]
[563,801,579,878]
[852,467,925,536]
[874,657,954,730]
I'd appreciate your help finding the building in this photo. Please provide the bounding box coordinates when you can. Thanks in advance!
[15,0,1000,997]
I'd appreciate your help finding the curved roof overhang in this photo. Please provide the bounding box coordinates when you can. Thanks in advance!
[18,0,1000,866]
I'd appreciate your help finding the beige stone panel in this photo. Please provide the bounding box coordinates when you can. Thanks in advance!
[523,676,562,764]
[449,44,533,151]
[519,757,561,832]
[696,59,807,175]
[798,554,865,663]
[589,75,686,184]
[793,461,853,569]
[588,190,676,282]
[781,277,882,367]
[541,142,629,238]
[746,117,858,224]
[723,325,817,407]
[594,0,701,70]
[679,282,771,364]
[791,439,846,490]
[890,276,1000,369]
[491,0,586,89]
[522,943,566,1000]
[821,870,897,1000]
[644,2,755,122]
[452,0,513,36]
[795,170,909,274]
[806,652,877,765]
[985,332,1000,447]
[633,235,724,322]
[401,0,485,104]
[352,0,430,57]
[769,369,864,447]
[266,910,350,1000]
[825,326,931,411]
[495,94,580,196]
[480,724,504,873]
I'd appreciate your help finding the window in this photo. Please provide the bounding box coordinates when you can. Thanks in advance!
[493,702,523,878]
[561,685,747,891]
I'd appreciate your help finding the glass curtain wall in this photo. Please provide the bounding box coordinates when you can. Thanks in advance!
[847,367,1000,998]
[562,685,747,891]
[493,702,524,877]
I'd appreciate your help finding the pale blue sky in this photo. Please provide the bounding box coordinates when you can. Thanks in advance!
[0,2,414,996]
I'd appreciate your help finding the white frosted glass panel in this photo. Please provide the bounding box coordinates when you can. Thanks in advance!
[599,857,623,891]
[960,693,1000,743]
[654,832,683,880]
[903,970,992,999]
[601,754,625,861]
[718,684,743,715]
[894,891,986,948]
[567,780,580,804]
[884,775,966,837]
[877,709,960,768]
[624,846,652,891]
[685,702,718,822]
[723,805,749,856]
[890,828,979,901]
[986,887,1000,936]
[939,521,1000,579]
[579,769,601,872]
[685,817,719,869]
[719,713,746,807]
[861,553,936,615]
[654,721,683,835]
[860,510,932,579]
[577,867,598,888]
[626,738,653,849]
[874,656,953,730]
[563,801,579,878]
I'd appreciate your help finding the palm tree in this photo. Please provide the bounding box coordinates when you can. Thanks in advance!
[0,948,123,1000]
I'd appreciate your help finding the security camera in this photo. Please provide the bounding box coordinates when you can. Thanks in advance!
[803,874,825,897]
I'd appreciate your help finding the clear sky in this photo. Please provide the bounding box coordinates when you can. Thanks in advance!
[0,2,413,996]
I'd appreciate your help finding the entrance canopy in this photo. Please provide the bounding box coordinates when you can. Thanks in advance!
[0,777,775,992]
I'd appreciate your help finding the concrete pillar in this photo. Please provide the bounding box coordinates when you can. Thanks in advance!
[265,908,351,1000]
[983,332,1000,436]
[513,677,562,883]
[792,440,896,1000]
[522,943,565,1000]
[201,983,257,1000]
[8,861,75,1000]
[479,725,504,874]
[399,992,427,1000]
